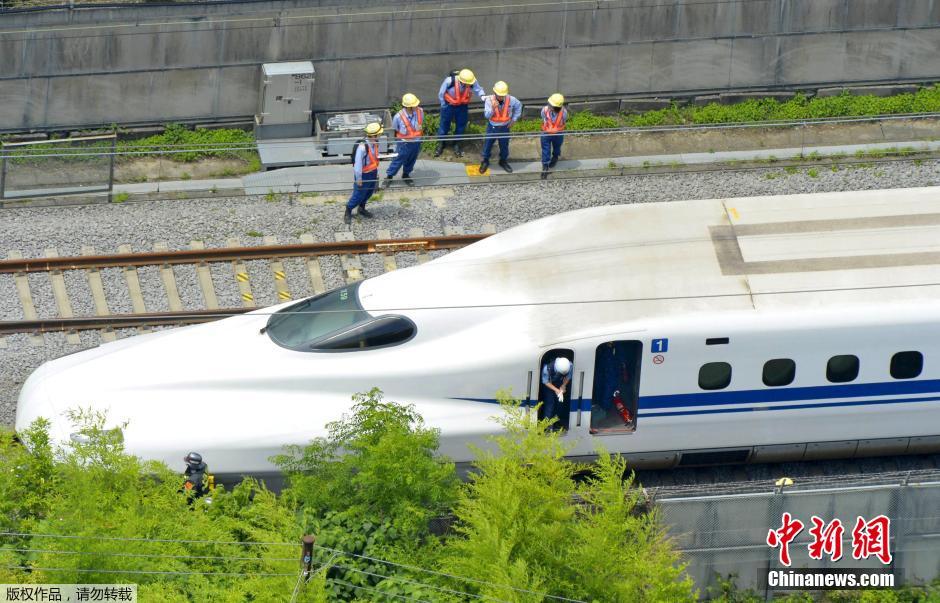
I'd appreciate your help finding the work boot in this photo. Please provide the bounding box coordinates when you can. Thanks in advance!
[433,143,444,157]
[549,157,558,168]
[402,174,415,186]
[453,143,463,158]
[541,166,549,180]
[358,206,374,219]
[499,160,513,173]
[381,177,392,189]
[478,160,489,174]
[343,207,352,225]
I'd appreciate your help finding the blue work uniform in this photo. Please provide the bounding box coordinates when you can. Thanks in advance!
[346,141,380,211]
[540,105,568,168]
[481,95,523,163]
[437,76,485,140]
[540,360,571,427]
[387,107,423,179]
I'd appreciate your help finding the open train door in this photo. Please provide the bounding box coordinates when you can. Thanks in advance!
[589,341,642,435]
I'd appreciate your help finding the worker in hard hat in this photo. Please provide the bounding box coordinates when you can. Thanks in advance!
[383,93,423,188]
[436,69,485,158]
[540,356,572,431]
[479,81,522,175]
[540,93,568,180]
[344,122,384,225]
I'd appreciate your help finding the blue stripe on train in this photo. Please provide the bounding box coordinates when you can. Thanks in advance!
[449,379,940,413]
[639,378,940,409]
[640,394,940,418]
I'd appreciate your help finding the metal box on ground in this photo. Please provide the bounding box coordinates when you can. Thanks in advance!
[315,110,392,157]
[254,62,315,140]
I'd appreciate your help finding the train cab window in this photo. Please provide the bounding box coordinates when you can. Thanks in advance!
[265,283,368,350]
[890,351,923,380]
[763,359,795,387]
[311,315,416,351]
[826,355,859,383]
[699,362,731,390]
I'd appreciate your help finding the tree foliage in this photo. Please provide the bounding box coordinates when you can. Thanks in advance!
[438,393,696,602]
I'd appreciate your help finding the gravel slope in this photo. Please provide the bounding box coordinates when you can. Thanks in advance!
[2,159,939,426]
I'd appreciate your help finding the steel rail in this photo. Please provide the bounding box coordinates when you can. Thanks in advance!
[0,233,489,274]
[0,309,248,335]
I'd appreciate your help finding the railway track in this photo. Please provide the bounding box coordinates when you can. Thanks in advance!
[0,231,490,339]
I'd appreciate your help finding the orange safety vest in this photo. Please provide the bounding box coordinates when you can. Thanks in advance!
[541,106,566,133]
[361,142,379,173]
[444,80,472,106]
[395,108,424,140]
[490,96,511,125]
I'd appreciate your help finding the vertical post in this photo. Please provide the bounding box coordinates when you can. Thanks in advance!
[1,148,7,200]
[576,370,584,427]
[300,535,315,582]
[525,370,533,414]
[107,133,116,203]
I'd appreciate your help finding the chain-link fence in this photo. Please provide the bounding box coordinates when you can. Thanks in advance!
[654,471,940,597]
[0,134,115,201]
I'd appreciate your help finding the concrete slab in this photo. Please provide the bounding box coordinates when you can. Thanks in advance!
[242,159,472,195]
[114,178,241,194]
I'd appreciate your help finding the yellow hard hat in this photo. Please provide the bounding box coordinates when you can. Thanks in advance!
[457,69,476,85]
[548,93,565,108]
[493,81,509,96]
[364,122,384,136]
[402,93,420,108]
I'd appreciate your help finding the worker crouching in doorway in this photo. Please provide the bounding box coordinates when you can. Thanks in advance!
[344,122,384,225]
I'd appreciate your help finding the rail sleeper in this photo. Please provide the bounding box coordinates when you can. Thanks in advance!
[8,250,43,347]
[334,232,363,283]
[226,237,256,309]
[298,234,327,295]
[81,246,116,343]
[118,244,150,334]
[375,229,397,273]
[409,229,431,264]
[189,241,219,310]
[153,243,183,312]
[44,248,81,345]
[263,236,292,303]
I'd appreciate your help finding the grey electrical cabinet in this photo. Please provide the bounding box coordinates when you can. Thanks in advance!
[254,62,315,139]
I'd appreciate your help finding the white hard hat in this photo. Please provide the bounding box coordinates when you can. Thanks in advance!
[554,357,571,375]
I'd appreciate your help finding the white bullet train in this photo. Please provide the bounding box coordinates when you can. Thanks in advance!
[15,187,940,480]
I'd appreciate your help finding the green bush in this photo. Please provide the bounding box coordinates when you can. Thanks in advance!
[120,123,256,163]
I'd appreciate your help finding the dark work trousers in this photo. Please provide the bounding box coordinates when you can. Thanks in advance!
[438,104,469,138]
[387,140,421,178]
[482,123,511,162]
[346,170,378,210]
[539,383,564,427]
[540,134,564,167]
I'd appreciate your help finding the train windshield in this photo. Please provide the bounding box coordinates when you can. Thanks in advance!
[265,283,368,349]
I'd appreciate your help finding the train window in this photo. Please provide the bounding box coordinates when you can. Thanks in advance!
[311,315,416,351]
[763,359,795,387]
[826,355,859,383]
[890,351,923,379]
[699,362,732,390]
[265,283,368,350]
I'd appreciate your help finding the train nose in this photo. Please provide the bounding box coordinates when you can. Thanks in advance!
[15,374,64,442]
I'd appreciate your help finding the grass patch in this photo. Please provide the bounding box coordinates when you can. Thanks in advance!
[111,191,130,203]
[784,166,799,175]
[246,230,263,237]
[807,168,819,178]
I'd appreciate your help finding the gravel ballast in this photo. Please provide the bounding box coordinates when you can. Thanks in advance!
[2,159,940,428]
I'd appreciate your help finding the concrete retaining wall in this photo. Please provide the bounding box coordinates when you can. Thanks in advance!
[2,0,940,131]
